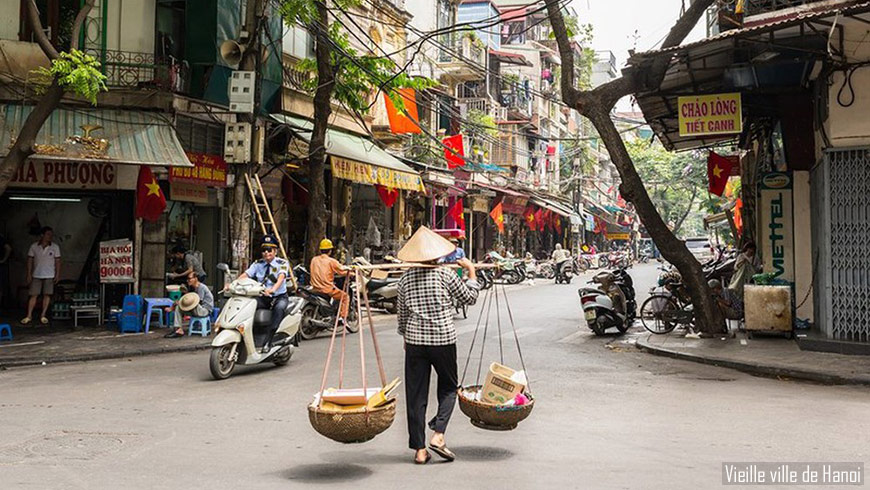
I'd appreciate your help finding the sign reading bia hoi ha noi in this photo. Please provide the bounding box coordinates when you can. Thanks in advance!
[678,93,743,137]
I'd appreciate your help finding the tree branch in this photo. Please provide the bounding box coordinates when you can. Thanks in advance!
[26,0,58,60]
[543,0,579,108]
[69,0,97,51]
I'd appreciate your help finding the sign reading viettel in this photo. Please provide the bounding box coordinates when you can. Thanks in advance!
[759,172,794,284]
[99,239,134,283]
[678,93,743,137]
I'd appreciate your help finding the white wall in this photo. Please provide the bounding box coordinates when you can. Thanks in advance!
[104,0,156,53]
[793,171,813,322]
[826,19,870,147]
[0,0,17,41]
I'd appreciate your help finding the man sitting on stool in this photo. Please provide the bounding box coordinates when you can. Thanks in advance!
[165,272,214,338]
[238,235,290,351]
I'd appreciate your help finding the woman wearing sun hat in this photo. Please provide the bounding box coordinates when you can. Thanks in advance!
[396,226,480,464]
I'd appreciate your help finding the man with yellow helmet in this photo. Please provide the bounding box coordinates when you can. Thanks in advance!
[310,238,350,323]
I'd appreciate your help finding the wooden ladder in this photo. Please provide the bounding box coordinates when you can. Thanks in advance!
[244,173,298,290]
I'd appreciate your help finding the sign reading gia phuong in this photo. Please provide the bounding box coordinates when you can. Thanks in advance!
[99,239,134,283]
[169,152,228,187]
[759,172,795,284]
[678,93,743,137]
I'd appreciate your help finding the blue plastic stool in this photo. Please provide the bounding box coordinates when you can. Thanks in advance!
[210,307,221,324]
[144,298,174,333]
[119,295,144,333]
[188,317,211,337]
[0,323,12,342]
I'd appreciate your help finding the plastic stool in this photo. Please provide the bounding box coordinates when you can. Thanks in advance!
[144,298,174,333]
[188,317,211,337]
[0,323,12,342]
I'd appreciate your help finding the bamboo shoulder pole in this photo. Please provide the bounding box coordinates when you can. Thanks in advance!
[351,262,499,271]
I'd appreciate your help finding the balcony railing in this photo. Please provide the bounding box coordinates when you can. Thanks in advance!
[85,49,189,93]
[282,59,313,91]
[458,97,506,121]
[437,35,486,68]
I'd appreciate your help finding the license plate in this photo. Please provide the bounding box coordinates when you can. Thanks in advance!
[584,309,596,321]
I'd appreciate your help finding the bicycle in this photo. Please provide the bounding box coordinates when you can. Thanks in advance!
[639,273,695,334]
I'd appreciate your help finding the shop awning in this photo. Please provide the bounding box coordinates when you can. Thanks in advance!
[531,196,580,221]
[0,105,192,167]
[627,2,870,151]
[489,49,532,67]
[271,114,424,192]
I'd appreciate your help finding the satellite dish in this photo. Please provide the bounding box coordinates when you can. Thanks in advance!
[220,40,245,66]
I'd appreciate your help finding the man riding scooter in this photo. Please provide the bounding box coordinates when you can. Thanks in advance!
[237,235,290,352]
[309,238,350,327]
[551,243,572,282]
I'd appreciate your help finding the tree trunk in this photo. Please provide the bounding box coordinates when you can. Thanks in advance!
[587,102,724,334]
[0,0,95,198]
[671,185,699,236]
[304,1,335,262]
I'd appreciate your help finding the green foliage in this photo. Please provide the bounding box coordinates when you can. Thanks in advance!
[31,50,107,105]
[626,137,708,237]
[283,0,435,116]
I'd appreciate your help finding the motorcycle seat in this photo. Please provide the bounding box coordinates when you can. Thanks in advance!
[254,309,273,327]
[366,278,395,290]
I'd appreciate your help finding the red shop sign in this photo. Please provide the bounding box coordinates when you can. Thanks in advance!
[169,152,228,187]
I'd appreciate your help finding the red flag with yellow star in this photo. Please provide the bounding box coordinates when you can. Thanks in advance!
[489,201,505,234]
[524,205,536,231]
[707,151,734,197]
[135,166,166,221]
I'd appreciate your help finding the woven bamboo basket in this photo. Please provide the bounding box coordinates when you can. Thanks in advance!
[308,399,397,444]
[457,386,534,431]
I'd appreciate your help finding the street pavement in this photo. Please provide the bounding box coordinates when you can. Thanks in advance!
[1,263,868,489]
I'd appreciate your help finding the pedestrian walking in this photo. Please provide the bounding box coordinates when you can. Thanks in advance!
[396,226,480,465]
[22,226,61,326]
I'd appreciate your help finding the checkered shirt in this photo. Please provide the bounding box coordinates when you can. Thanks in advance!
[397,267,480,346]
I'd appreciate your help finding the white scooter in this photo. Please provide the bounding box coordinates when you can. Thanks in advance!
[209,263,303,380]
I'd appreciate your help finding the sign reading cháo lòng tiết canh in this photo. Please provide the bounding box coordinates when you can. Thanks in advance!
[678,93,743,137]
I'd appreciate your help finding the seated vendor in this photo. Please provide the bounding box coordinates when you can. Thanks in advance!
[709,279,743,321]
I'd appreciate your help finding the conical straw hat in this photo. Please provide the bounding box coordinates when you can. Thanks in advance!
[397,226,456,263]
[178,292,201,312]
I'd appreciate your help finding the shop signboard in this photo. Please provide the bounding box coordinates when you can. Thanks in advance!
[171,181,209,204]
[330,157,425,192]
[759,172,794,284]
[10,160,137,190]
[677,93,742,137]
[99,239,134,283]
[471,197,490,213]
[608,233,630,241]
[170,152,228,187]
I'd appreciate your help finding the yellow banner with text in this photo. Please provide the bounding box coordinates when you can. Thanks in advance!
[331,157,425,192]
[678,93,742,137]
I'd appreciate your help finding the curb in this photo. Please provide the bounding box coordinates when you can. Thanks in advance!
[635,336,870,386]
[0,342,212,369]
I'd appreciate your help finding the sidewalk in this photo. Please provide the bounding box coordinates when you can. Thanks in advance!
[636,332,870,386]
[0,324,212,368]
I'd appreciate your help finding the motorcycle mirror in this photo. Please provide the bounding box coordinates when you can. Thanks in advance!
[217,263,230,272]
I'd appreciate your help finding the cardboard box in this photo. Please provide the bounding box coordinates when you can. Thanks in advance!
[481,362,526,405]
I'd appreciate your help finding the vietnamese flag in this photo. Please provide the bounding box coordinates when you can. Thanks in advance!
[524,206,536,230]
[383,88,421,134]
[534,208,544,232]
[448,199,465,230]
[733,198,744,235]
[443,134,465,169]
[489,201,505,233]
[375,185,398,207]
[555,217,562,235]
[708,151,734,196]
[135,166,166,222]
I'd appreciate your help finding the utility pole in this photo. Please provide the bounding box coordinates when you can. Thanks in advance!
[229,0,267,271]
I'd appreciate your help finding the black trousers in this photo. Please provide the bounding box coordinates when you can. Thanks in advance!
[404,343,458,450]
[256,294,288,336]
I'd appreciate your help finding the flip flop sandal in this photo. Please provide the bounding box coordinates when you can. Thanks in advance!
[428,444,456,462]
[414,452,431,465]
[40,317,49,325]
[20,317,31,325]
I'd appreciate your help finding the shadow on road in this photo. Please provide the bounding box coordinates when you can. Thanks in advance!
[282,463,373,483]
[451,445,514,462]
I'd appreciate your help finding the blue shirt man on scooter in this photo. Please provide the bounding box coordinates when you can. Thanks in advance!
[238,235,290,352]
